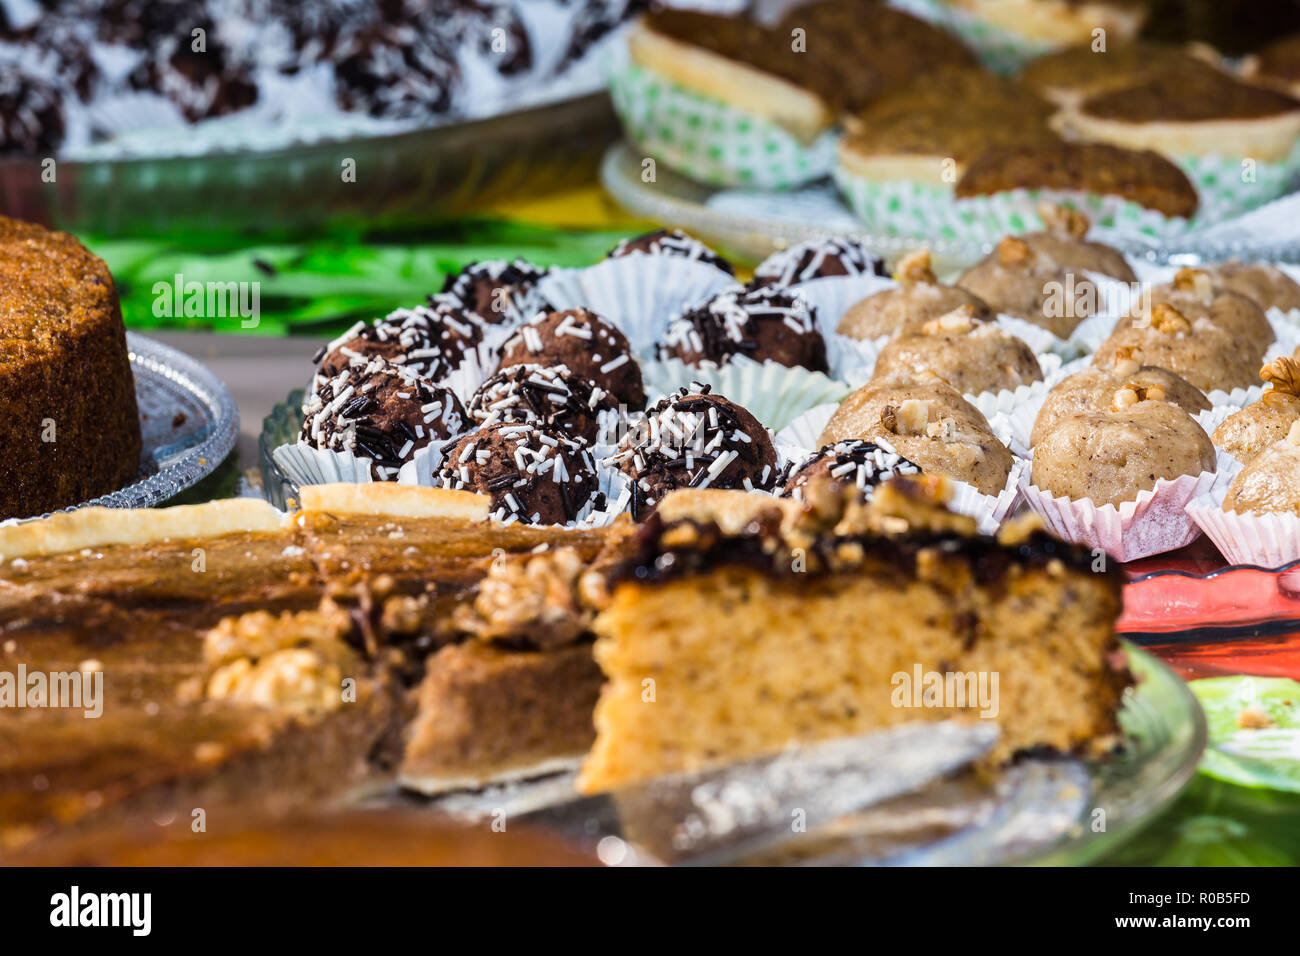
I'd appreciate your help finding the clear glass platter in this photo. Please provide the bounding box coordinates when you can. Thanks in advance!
[601,141,1300,270]
[0,94,617,238]
[377,648,1203,867]
[59,332,239,515]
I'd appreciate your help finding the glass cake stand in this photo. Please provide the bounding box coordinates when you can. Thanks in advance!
[381,646,1205,867]
[39,332,240,518]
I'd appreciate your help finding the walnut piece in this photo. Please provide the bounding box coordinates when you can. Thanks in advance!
[1037,202,1090,239]
[882,398,931,436]
[895,248,937,287]
[1173,267,1214,304]
[1109,346,1144,377]
[996,236,1033,268]
[197,606,358,714]
[1110,383,1165,411]
[1150,302,1192,335]
[1261,356,1300,399]
[453,547,593,650]
[922,304,977,336]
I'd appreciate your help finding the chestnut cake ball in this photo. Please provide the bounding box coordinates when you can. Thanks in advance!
[301,357,468,481]
[497,308,646,409]
[315,300,484,382]
[1031,384,1215,507]
[467,363,618,445]
[658,283,829,372]
[606,228,734,275]
[436,422,602,525]
[610,385,779,517]
[782,439,921,503]
[752,237,887,287]
[439,258,552,325]
[871,305,1043,396]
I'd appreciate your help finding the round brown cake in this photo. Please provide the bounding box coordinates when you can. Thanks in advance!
[0,215,141,520]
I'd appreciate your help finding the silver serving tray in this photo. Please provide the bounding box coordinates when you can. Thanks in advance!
[54,332,239,514]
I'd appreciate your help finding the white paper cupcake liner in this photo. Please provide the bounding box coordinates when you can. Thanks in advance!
[775,401,838,451]
[640,355,852,432]
[1018,448,1242,562]
[992,313,1073,359]
[273,438,449,491]
[438,342,500,406]
[1188,494,1300,569]
[536,255,734,357]
[978,355,1091,453]
[608,56,838,190]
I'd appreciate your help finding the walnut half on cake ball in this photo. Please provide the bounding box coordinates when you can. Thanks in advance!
[871,305,1042,396]
[1095,301,1259,394]
[1031,385,1215,507]
[1031,347,1209,447]
[818,379,1012,496]
[1113,268,1276,363]
[836,249,995,342]
[1213,357,1300,465]
[1224,420,1300,515]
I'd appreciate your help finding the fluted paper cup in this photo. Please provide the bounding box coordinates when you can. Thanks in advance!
[1019,449,1241,562]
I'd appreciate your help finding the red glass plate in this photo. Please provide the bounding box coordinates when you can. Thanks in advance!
[1118,537,1300,680]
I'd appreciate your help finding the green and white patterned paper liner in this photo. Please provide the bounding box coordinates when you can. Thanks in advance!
[536,255,735,357]
[834,141,1300,247]
[887,0,1057,74]
[774,400,1026,534]
[641,355,852,433]
[608,58,838,190]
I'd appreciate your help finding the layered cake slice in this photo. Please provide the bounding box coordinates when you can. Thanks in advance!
[577,477,1131,793]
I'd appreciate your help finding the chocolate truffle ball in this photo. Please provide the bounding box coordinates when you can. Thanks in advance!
[436,422,602,525]
[498,308,646,409]
[315,301,484,383]
[467,363,618,444]
[0,72,64,156]
[782,439,921,502]
[439,258,551,326]
[611,385,779,517]
[752,237,887,287]
[606,228,734,274]
[333,21,460,120]
[301,358,468,480]
[658,283,828,372]
[127,17,259,122]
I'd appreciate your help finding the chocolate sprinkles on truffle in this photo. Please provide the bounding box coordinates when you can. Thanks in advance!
[608,384,779,517]
[436,421,602,525]
[782,439,921,502]
[467,363,617,444]
[658,282,828,372]
[301,357,468,480]
[752,237,888,288]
